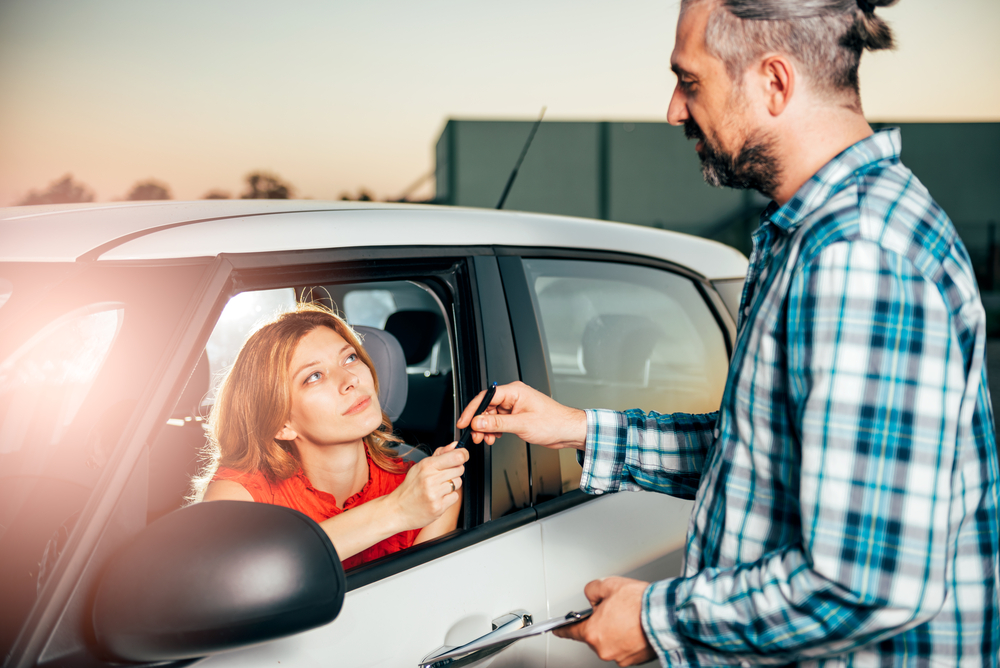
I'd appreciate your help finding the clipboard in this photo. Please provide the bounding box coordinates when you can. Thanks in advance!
[421,608,592,665]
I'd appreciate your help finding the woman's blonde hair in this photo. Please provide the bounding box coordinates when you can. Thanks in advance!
[192,302,404,499]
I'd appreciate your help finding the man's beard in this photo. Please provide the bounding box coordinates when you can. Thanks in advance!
[684,117,781,198]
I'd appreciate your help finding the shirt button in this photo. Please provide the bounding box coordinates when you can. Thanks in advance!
[740,662,750,668]
[713,427,720,439]
[743,306,750,315]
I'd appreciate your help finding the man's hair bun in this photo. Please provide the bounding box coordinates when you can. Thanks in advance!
[850,0,898,51]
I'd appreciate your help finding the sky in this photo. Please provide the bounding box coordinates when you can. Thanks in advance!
[0,0,998,206]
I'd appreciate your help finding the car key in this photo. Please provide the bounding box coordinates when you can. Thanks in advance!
[456,382,498,448]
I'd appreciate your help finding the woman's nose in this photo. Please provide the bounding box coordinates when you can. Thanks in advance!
[336,367,359,392]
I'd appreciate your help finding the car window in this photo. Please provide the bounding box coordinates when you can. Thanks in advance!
[153,278,460,569]
[522,259,729,494]
[0,305,124,455]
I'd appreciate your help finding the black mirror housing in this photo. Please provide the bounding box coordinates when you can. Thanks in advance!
[92,501,345,663]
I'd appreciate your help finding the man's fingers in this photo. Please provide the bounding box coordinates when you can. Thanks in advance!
[583,579,608,606]
[456,389,488,429]
[552,618,588,641]
[472,412,515,436]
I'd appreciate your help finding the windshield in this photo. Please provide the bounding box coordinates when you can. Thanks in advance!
[0,261,209,656]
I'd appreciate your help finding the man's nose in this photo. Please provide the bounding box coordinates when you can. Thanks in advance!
[666,85,688,126]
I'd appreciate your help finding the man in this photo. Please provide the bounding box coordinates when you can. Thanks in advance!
[457,0,1000,666]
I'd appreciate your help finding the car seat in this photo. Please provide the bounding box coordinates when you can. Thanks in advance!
[383,310,455,448]
[352,326,426,463]
[581,314,664,384]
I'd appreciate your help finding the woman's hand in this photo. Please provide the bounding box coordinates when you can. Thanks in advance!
[388,441,468,531]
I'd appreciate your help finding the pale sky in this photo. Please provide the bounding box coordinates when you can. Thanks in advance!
[0,0,997,206]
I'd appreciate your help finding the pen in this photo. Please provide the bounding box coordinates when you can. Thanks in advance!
[456,382,498,448]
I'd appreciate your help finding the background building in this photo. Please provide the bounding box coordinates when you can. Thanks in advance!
[434,120,1000,283]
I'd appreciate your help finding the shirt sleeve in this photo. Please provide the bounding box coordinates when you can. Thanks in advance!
[641,241,965,664]
[579,408,717,498]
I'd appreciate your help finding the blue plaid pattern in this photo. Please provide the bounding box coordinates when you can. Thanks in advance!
[581,129,999,667]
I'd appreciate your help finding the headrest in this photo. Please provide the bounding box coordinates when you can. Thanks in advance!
[353,326,408,423]
[582,314,664,383]
[384,311,444,365]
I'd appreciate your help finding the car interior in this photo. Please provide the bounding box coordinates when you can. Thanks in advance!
[145,280,458,541]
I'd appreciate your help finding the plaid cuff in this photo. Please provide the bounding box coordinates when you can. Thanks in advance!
[580,409,630,494]
[642,579,685,666]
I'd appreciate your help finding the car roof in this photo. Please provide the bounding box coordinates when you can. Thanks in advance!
[0,200,748,280]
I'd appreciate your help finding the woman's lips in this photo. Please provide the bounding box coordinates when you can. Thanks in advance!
[344,396,371,415]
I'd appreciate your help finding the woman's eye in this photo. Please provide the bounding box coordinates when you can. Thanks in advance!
[344,353,358,364]
[305,371,322,384]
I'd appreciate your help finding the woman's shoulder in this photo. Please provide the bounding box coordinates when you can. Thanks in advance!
[213,466,264,484]
[211,466,296,503]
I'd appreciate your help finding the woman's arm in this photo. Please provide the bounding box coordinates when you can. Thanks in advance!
[202,445,468,561]
[414,487,462,545]
[203,479,254,502]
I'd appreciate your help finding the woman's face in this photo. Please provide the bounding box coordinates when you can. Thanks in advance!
[277,326,382,449]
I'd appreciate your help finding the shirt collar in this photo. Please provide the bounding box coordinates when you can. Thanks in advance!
[762,127,901,233]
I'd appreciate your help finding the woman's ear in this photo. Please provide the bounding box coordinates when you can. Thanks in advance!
[275,423,297,441]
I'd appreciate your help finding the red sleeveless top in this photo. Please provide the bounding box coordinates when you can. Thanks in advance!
[213,456,419,570]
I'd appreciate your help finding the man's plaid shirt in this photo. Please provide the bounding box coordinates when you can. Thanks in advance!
[581,129,999,667]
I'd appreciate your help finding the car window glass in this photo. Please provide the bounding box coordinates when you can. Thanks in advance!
[343,289,395,328]
[0,278,11,311]
[204,288,296,401]
[523,259,728,494]
[0,304,124,461]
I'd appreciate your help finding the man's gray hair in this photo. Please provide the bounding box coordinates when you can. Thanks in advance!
[683,0,898,104]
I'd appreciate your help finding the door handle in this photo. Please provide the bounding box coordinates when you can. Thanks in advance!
[419,609,533,668]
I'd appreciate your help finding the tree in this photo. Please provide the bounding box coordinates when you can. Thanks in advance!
[240,171,293,199]
[339,189,374,202]
[18,174,95,205]
[125,179,171,201]
[202,189,231,199]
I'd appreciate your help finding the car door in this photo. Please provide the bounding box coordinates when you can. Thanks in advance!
[190,252,552,668]
[498,252,735,667]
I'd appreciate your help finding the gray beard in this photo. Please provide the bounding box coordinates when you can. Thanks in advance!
[684,118,781,199]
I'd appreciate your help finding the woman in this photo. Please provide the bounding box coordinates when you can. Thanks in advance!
[193,302,467,569]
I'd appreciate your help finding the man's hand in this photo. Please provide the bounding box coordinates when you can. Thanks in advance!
[456,381,587,449]
[553,577,657,667]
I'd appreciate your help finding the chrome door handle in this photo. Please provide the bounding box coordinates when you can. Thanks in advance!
[419,609,533,668]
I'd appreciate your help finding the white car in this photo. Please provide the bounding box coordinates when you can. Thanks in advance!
[0,200,747,668]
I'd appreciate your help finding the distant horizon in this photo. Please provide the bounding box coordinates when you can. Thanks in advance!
[2,0,997,207]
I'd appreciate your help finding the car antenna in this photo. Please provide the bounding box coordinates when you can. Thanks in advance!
[496,106,547,209]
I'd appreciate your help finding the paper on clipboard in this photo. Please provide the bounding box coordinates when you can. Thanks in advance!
[422,608,592,665]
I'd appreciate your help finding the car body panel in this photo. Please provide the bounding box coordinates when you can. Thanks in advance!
[199,522,549,668]
[539,491,695,667]
[0,201,748,281]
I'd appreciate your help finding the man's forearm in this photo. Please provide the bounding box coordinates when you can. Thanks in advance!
[580,408,716,497]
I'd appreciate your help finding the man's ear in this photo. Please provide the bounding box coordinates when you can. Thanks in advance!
[275,424,297,441]
[759,54,794,116]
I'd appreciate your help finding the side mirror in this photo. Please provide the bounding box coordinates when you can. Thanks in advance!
[92,501,345,662]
